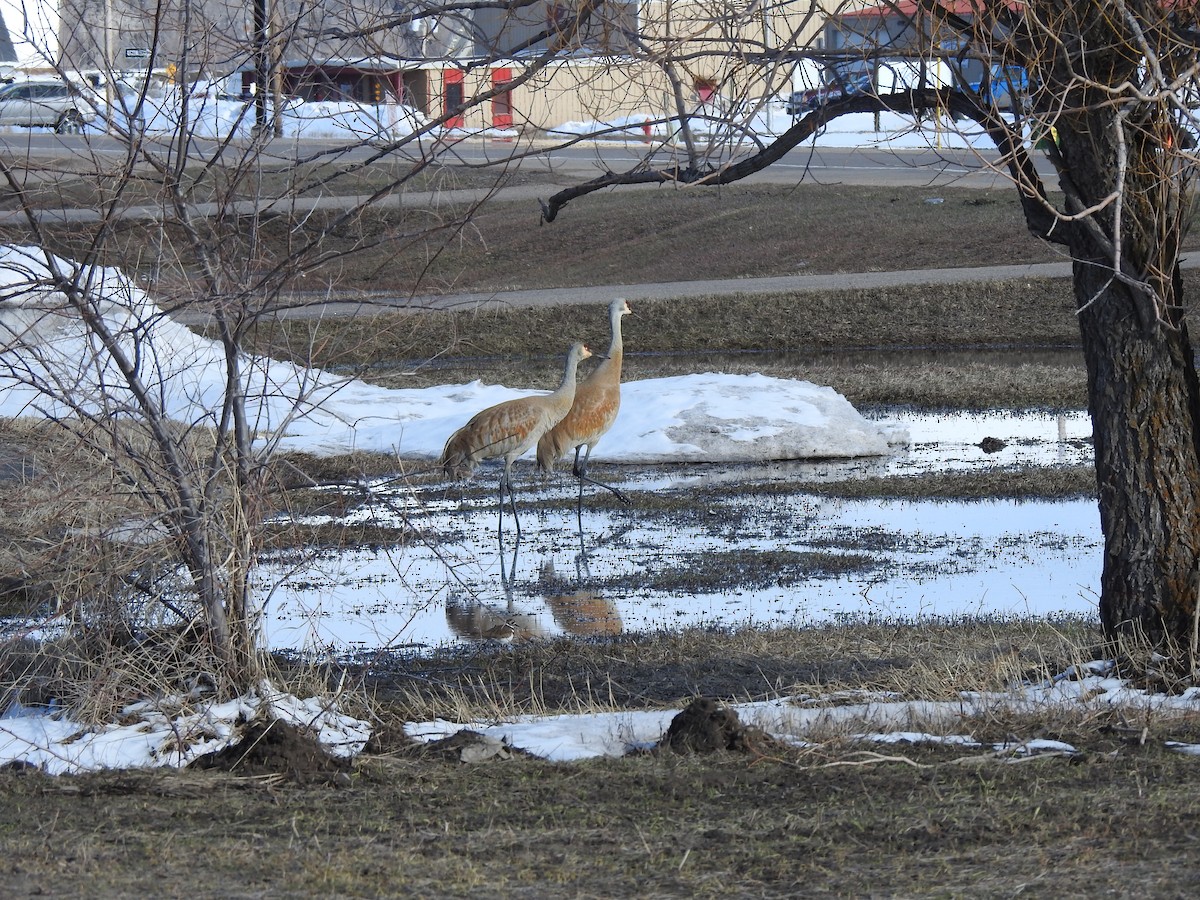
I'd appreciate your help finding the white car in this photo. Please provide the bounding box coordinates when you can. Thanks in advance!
[0,80,93,133]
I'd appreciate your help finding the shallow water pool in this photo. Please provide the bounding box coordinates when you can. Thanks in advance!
[258,409,1101,654]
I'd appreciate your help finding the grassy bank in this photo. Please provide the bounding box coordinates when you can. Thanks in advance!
[240,277,1090,409]
[246,278,1083,361]
[2,183,1066,294]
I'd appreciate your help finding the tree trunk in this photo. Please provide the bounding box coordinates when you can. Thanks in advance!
[1074,260,1200,650]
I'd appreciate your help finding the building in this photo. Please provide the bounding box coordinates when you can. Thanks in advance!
[54,0,832,133]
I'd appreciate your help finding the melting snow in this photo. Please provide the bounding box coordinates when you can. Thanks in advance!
[404,668,1200,762]
[0,246,904,463]
[0,682,370,775]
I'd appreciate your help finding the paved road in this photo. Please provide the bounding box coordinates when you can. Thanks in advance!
[1,133,1052,188]
[169,256,1200,324]
[0,136,1051,226]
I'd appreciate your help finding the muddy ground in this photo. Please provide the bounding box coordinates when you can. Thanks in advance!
[3,177,1200,897]
[5,620,1200,898]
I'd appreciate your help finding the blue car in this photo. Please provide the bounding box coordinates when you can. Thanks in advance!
[970,65,1030,112]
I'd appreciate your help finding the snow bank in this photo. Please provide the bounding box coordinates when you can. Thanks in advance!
[0,682,370,775]
[134,91,430,141]
[0,246,906,463]
[406,663,1200,762]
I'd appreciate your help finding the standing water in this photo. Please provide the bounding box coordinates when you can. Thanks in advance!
[259,409,1100,656]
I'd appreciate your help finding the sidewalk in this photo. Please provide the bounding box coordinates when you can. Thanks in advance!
[206,256,1200,322]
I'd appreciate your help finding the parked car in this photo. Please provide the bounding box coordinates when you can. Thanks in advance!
[0,80,94,133]
[785,72,873,117]
[971,65,1031,114]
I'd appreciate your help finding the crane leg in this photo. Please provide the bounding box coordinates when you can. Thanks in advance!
[573,445,630,506]
[502,463,522,540]
[574,448,586,532]
[499,526,520,596]
[497,474,505,542]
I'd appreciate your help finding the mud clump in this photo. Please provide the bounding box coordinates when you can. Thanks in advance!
[192,719,351,784]
[659,698,778,754]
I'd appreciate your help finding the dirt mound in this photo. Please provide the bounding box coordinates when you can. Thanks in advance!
[659,698,778,754]
[192,719,351,784]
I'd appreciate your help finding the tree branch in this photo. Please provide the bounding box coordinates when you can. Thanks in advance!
[541,87,1059,237]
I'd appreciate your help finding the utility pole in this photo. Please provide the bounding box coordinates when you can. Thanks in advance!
[253,0,268,132]
[104,0,114,126]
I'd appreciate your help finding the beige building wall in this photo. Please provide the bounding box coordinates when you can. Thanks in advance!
[433,1,837,134]
[53,0,841,133]
[427,1,840,133]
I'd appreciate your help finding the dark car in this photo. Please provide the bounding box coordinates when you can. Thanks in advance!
[785,73,873,117]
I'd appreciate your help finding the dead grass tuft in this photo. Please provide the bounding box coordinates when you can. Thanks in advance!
[354,618,1104,735]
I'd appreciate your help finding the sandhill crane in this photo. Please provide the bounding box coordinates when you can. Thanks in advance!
[536,298,632,512]
[441,341,592,537]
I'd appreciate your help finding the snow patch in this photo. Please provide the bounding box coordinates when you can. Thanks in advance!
[0,246,906,464]
[0,682,370,775]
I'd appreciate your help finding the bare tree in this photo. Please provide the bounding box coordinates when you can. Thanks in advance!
[1,0,636,697]
[9,0,1197,699]
[542,0,1200,665]
[5,0,791,700]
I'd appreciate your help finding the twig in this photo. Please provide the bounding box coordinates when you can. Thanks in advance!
[811,751,934,771]
[1191,562,1200,678]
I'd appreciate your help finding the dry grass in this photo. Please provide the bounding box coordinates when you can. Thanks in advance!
[241,278,1084,366]
[796,466,1097,500]
[356,618,1104,721]
[0,183,1085,300]
[2,737,1199,897]
[7,621,1200,898]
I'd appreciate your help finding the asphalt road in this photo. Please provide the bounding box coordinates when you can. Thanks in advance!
[0,133,1040,187]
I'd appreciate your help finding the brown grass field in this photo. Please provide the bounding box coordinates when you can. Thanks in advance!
[2,175,1199,897]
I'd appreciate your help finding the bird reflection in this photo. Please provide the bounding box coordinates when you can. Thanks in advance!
[444,593,545,642]
[444,555,623,642]
[538,560,623,636]
[445,529,541,642]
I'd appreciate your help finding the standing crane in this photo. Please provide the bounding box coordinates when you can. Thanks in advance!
[537,299,632,515]
[441,342,592,538]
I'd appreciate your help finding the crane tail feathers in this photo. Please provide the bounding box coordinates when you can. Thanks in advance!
[536,427,570,473]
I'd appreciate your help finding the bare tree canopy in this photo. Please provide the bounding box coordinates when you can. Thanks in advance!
[5,0,1200,700]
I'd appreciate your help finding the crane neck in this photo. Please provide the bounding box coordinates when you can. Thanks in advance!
[554,347,585,399]
[607,307,625,358]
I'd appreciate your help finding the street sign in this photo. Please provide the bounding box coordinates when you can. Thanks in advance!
[124,48,151,59]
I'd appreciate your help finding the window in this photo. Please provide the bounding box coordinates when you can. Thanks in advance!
[443,70,465,128]
[491,68,512,128]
